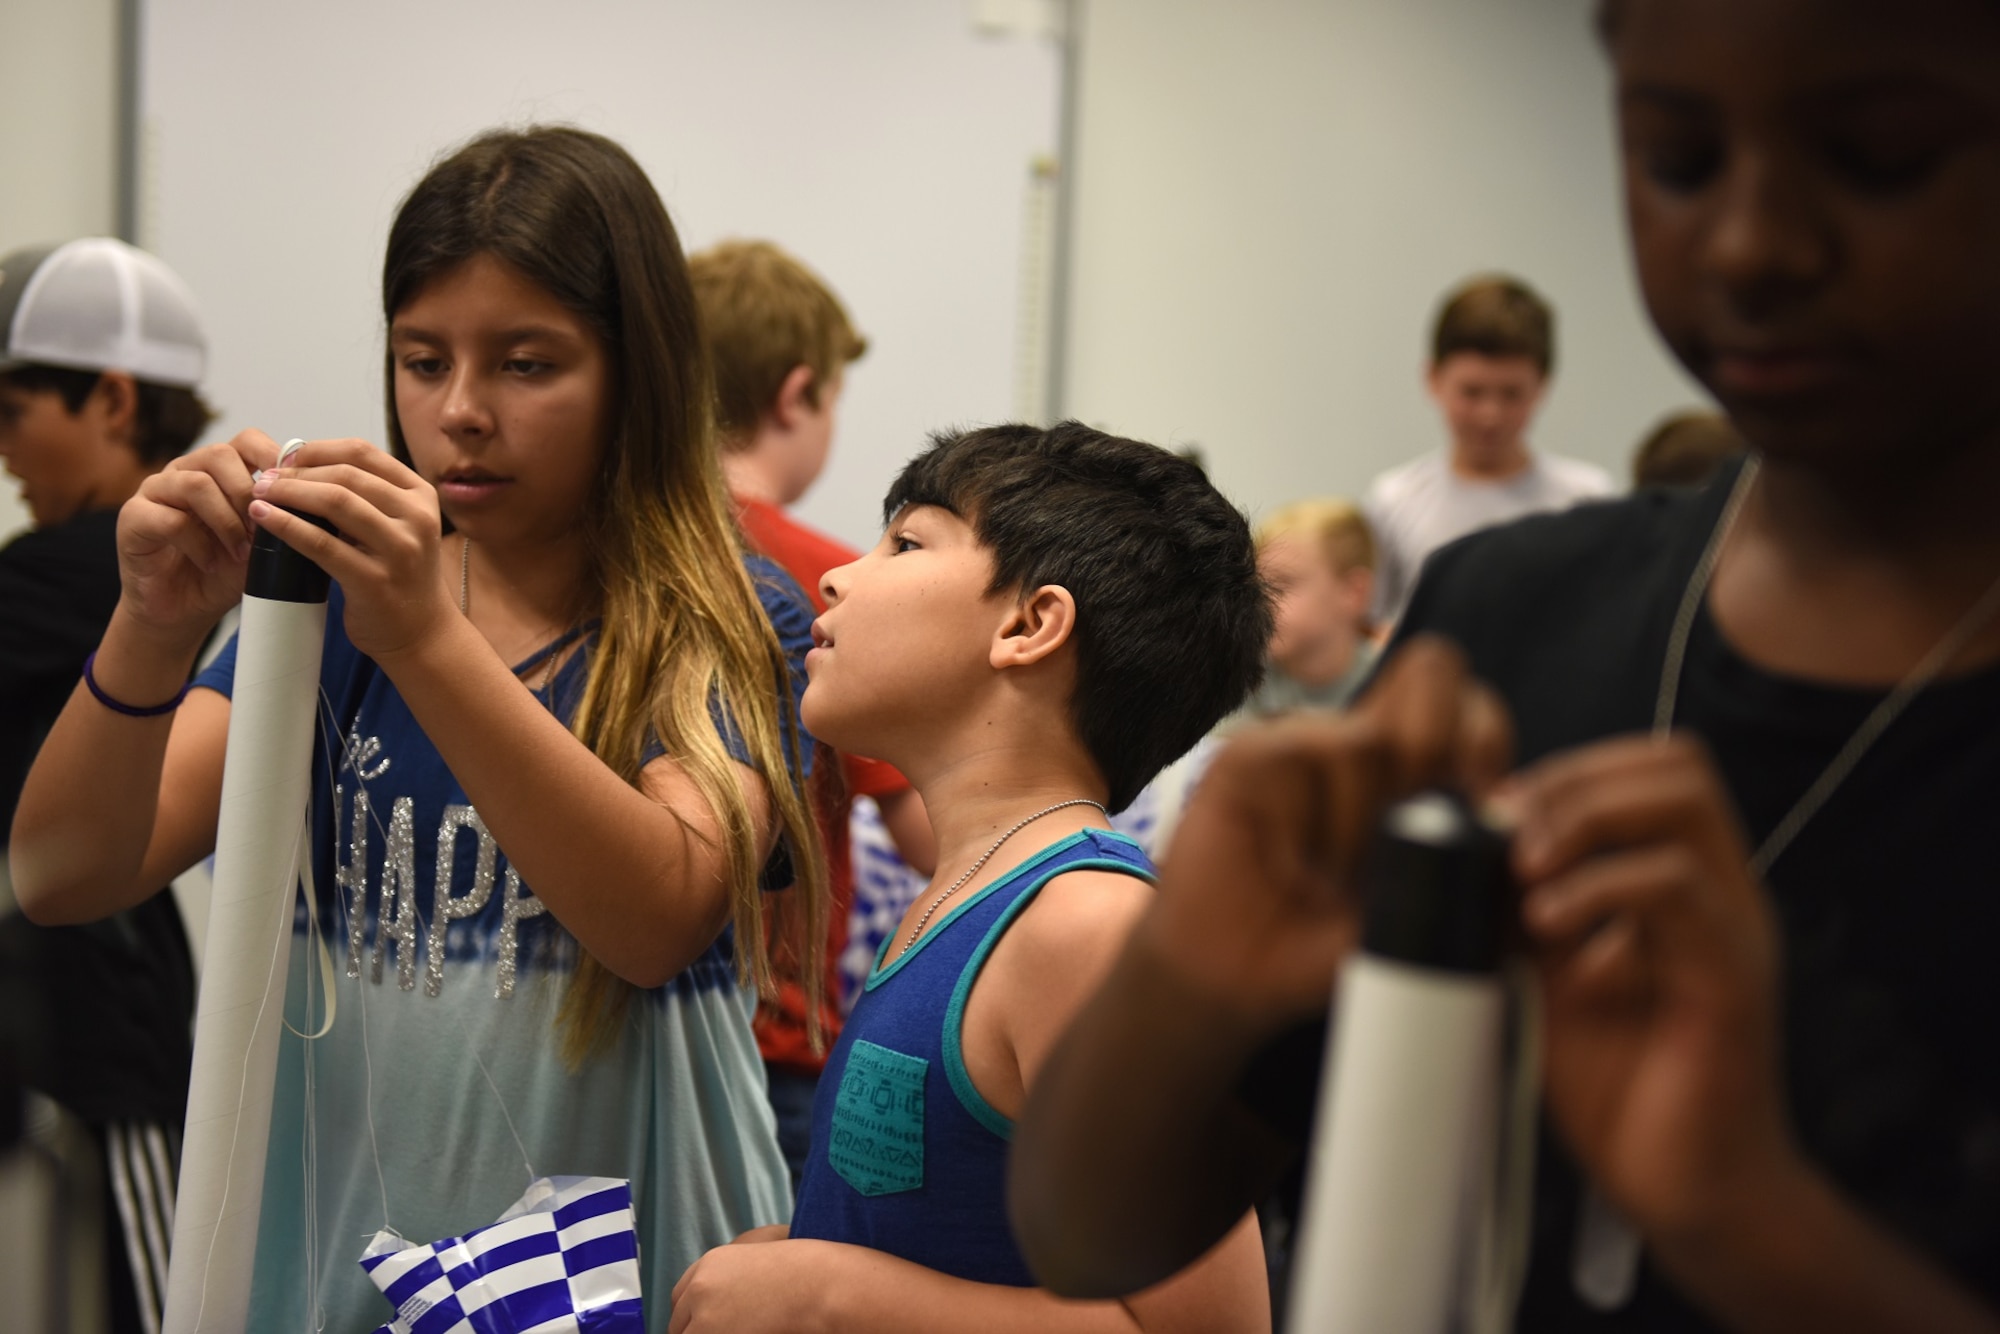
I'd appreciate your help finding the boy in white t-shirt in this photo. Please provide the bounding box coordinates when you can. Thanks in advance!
[1364,274,1615,627]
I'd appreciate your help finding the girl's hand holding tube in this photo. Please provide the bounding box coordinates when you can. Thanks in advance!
[1505,739,2000,1332]
[1141,637,1514,1037]
[247,438,450,665]
[115,428,281,650]
[1508,736,1800,1269]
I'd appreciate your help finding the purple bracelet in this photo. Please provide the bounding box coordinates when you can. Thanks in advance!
[82,651,189,718]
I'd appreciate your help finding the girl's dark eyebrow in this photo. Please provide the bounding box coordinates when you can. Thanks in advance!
[1620,75,1983,126]
[388,323,579,345]
[1617,85,1714,116]
[1795,73,1989,121]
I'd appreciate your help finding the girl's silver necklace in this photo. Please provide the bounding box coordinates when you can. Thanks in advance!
[899,798,1109,954]
[1656,456,2000,880]
[460,538,565,695]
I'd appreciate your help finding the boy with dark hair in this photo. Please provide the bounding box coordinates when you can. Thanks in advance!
[689,238,936,1186]
[0,236,214,1334]
[1365,273,1614,627]
[669,421,1273,1332]
[1013,3,2000,1331]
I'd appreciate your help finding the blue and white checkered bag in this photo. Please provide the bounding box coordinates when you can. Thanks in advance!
[360,1176,644,1334]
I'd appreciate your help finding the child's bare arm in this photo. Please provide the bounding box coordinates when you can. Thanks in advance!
[1010,640,1511,1297]
[669,1218,1265,1334]
[989,868,1269,1332]
[1515,735,2000,1334]
[11,432,276,922]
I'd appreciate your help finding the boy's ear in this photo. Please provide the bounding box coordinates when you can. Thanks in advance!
[88,370,139,446]
[771,363,817,430]
[990,584,1078,671]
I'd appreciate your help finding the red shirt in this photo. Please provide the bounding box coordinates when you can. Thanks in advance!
[736,496,913,1074]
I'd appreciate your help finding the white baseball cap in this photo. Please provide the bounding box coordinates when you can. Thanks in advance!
[0,237,206,388]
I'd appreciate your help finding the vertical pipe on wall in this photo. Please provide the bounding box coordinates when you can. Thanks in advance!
[1043,0,1084,421]
[114,0,140,243]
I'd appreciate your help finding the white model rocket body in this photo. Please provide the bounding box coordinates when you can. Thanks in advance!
[162,486,330,1334]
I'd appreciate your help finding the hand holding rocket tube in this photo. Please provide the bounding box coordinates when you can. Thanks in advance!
[1286,790,1517,1334]
[163,441,332,1334]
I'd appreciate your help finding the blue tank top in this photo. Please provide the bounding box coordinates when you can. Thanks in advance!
[789,828,1154,1285]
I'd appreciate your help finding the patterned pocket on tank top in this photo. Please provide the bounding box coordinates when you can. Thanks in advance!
[829,1040,926,1196]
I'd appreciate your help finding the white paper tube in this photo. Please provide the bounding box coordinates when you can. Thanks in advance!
[1288,957,1505,1333]
[1287,791,1512,1334]
[162,592,326,1334]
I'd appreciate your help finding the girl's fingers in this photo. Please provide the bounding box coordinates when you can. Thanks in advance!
[1544,912,1651,1009]
[278,437,423,489]
[1513,736,1746,883]
[1357,636,1517,800]
[1206,712,1391,888]
[1523,842,1705,946]
[1363,636,1474,792]
[668,1256,703,1320]
[220,428,284,474]
[150,505,236,574]
[256,463,426,526]
[1455,676,1515,799]
[144,468,255,559]
[247,500,358,580]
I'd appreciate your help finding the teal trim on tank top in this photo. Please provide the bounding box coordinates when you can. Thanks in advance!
[865,829,1113,992]
[940,838,1155,1141]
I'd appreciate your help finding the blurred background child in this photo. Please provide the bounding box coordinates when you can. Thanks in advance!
[0,236,214,1334]
[1630,408,1745,491]
[1364,275,1615,629]
[1246,498,1379,717]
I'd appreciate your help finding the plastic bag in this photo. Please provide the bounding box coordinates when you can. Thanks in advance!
[360,1175,644,1333]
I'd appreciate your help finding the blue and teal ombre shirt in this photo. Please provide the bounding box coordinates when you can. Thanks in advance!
[790,828,1154,1286]
[192,557,810,1333]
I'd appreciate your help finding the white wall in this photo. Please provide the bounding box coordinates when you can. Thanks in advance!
[31,0,1719,552]
[1062,0,1710,519]
[141,0,1061,554]
[0,0,121,543]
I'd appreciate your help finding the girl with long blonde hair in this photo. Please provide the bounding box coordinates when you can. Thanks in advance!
[12,125,824,1330]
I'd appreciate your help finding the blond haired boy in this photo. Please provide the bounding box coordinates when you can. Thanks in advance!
[1248,499,1379,716]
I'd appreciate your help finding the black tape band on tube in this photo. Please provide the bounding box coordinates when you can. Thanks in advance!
[1358,791,1511,974]
[244,510,334,604]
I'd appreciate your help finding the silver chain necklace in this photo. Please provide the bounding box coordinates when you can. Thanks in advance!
[460,538,565,694]
[1656,456,2000,880]
[899,798,1109,954]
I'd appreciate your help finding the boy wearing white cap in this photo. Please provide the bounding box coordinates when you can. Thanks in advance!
[0,236,213,1334]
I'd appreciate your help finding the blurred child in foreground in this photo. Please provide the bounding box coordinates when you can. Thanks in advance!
[1012,2,2000,1330]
